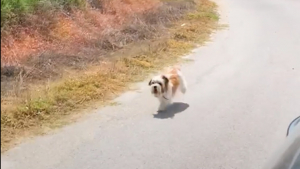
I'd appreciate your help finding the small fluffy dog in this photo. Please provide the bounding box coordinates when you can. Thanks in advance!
[148,66,187,111]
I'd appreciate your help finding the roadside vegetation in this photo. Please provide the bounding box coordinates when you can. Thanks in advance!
[1,0,85,28]
[1,0,220,152]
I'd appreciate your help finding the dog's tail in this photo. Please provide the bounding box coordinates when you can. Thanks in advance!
[176,68,187,94]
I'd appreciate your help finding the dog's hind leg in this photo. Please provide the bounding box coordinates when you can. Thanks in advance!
[177,70,187,94]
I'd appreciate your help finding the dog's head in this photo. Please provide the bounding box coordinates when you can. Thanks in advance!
[148,75,169,97]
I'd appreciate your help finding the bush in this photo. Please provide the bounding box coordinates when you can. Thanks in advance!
[1,0,86,29]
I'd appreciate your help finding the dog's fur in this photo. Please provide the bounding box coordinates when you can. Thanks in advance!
[148,66,187,111]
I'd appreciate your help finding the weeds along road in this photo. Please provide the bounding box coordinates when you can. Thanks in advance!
[2,0,300,168]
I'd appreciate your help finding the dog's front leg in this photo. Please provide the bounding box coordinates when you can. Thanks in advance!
[158,103,166,111]
[158,99,169,111]
[158,98,172,111]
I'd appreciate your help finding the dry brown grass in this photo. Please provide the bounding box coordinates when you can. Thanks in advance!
[1,0,220,152]
[1,0,160,66]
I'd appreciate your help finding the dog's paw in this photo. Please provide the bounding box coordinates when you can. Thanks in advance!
[158,105,166,111]
[158,107,165,112]
[157,110,164,113]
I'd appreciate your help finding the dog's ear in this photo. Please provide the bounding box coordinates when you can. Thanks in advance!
[148,79,152,86]
[162,75,169,91]
[162,75,169,82]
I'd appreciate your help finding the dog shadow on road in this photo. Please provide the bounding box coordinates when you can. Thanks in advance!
[153,102,189,119]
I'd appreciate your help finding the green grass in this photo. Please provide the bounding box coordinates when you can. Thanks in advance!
[1,0,86,28]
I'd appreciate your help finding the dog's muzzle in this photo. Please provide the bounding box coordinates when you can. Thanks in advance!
[153,86,158,93]
[151,84,161,96]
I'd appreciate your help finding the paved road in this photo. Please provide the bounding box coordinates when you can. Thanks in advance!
[2,0,300,168]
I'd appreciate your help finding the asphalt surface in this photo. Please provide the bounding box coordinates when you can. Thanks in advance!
[2,0,300,168]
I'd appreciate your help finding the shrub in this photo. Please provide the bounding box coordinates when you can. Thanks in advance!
[1,0,86,29]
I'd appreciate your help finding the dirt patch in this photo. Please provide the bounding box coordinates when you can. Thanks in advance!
[1,0,220,152]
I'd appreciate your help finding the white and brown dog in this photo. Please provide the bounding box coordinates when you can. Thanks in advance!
[148,66,187,111]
